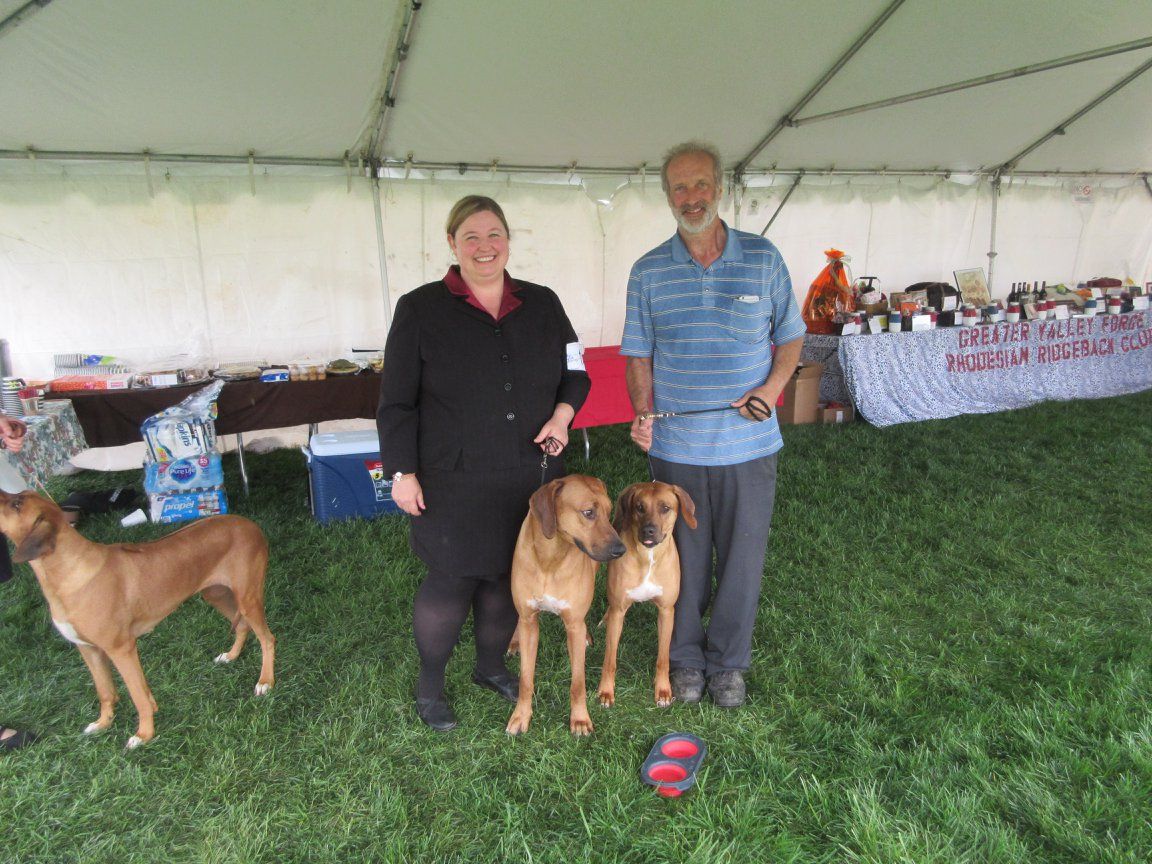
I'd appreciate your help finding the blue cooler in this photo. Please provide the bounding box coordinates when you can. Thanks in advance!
[306,429,401,523]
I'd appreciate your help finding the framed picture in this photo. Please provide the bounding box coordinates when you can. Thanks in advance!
[954,268,990,307]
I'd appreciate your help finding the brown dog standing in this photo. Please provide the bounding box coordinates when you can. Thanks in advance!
[0,490,275,749]
[506,475,624,736]
[597,481,696,709]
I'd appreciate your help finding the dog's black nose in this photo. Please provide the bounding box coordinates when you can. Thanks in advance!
[641,523,657,541]
[608,539,626,559]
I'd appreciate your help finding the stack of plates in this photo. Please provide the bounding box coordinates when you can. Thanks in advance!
[2,377,24,416]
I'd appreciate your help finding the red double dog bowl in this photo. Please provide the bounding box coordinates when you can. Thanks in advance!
[641,732,707,797]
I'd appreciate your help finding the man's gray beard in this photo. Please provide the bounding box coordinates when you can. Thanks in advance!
[674,203,719,235]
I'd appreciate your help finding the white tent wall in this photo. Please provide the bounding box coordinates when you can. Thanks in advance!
[2,168,1151,383]
[0,168,385,378]
[378,181,608,348]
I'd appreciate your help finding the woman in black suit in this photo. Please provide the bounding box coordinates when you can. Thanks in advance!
[377,196,590,730]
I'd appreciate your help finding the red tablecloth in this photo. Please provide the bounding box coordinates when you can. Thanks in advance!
[573,345,632,429]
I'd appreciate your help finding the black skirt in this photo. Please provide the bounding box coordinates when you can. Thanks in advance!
[407,457,566,580]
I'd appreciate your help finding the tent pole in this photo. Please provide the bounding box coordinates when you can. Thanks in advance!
[365,0,425,161]
[987,173,1001,296]
[731,0,907,180]
[760,172,803,237]
[0,149,1140,181]
[0,0,54,41]
[995,54,1152,172]
[371,172,393,334]
[792,37,1152,127]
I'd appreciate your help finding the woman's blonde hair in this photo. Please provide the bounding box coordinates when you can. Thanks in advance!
[445,195,511,238]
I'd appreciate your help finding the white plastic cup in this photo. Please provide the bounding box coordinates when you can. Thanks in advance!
[120,509,148,527]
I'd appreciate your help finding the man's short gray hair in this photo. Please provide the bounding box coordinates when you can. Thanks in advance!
[660,141,723,196]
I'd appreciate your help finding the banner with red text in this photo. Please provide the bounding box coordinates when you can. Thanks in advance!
[839,312,1152,427]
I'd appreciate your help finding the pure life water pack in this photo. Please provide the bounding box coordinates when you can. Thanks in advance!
[141,380,229,523]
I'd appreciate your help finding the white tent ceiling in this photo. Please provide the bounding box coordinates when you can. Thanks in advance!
[2,0,1150,397]
[1,0,1150,177]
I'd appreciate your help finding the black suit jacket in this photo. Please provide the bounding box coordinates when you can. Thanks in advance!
[376,278,590,478]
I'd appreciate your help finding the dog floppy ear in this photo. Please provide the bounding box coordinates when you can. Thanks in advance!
[530,479,562,540]
[12,515,58,563]
[671,484,697,529]
[613,484,637,534]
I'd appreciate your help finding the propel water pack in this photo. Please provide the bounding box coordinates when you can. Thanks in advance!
[149,488,229,524]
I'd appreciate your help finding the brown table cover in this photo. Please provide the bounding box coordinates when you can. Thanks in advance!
[46,374,382,448]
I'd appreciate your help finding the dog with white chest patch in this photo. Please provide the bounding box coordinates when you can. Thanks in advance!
[597,481,696,709]
[0,490,275,749]
[506,475,624,736]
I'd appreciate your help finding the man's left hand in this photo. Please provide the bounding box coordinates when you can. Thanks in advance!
[731,386,777,422]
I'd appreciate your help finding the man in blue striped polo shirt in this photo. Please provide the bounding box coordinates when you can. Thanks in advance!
[621,141,805,707]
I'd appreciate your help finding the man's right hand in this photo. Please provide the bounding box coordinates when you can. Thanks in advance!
[630,414,652,453]
[391,474,425,516]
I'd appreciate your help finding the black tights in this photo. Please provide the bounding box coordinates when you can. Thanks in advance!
[413,572,519,701]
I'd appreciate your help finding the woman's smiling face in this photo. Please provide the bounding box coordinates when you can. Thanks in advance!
[448,210,509,287]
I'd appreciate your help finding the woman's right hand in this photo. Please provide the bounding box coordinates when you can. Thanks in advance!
[391,474,425,516]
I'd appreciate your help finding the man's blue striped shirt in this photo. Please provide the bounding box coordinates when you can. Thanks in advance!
[620,223,805,466]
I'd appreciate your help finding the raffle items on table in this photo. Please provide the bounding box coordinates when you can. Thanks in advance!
[141,380,228,523]
[802,249,855,334]
[814,271,1146,337]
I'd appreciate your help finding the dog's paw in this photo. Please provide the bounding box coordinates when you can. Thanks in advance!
[505,712,532,736]
[214,652,233,664]
[570,714,594,736]
[656,695,673,708]
[125,735,146,750]
[598,689,615,708]
[254,682,272,696]
[83,721,108,736]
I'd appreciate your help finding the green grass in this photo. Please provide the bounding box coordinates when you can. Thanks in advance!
[2,392,1151,863]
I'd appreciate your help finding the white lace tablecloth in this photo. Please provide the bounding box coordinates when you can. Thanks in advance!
[839,312,1152,426]
[801,333,851,405]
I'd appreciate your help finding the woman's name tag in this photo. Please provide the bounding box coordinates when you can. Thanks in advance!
[566,342,585,371]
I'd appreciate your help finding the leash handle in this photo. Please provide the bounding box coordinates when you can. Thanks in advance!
[539,436,562,485]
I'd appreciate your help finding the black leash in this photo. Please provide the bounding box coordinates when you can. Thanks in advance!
[640,395,773,422]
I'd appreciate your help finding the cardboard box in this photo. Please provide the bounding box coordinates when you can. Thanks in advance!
[306,430,401,523]
[777,362,824,425]
[821,403,855,424]
[49,374,133,391]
